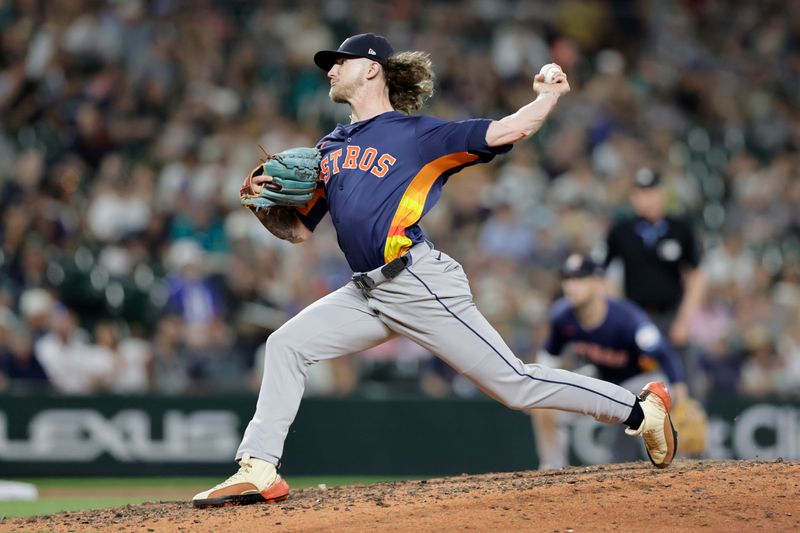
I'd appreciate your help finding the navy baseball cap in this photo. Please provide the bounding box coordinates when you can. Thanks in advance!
[314,33,394,71]
[560,254,604,279]
[633,167,661,188]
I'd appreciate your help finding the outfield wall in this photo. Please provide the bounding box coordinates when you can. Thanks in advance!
[0,395,797,476]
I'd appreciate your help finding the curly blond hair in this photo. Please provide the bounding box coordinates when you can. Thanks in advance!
[384,51,435,115]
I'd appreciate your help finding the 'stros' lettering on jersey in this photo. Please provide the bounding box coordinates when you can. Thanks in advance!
[320,145,397,183]
[572,341,629,367]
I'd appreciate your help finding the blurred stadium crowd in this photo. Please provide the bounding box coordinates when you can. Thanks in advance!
[0,0,798,399]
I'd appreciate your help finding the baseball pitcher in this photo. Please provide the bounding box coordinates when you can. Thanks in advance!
[193,34,677,508]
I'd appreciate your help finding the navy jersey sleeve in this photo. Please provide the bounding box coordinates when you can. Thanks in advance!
[295,188,329,232]
[627,304,687,384]
[544,300,571,356]
[294,137,336,232]
[415,116,512,164]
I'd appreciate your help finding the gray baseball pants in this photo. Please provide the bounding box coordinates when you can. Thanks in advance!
[238,243,638,465]
[533,369,665,469]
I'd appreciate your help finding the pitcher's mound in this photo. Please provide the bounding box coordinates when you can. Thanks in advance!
[4,459,799,532]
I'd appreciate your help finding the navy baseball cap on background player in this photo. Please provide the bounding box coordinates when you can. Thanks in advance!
[314,33,395,71]
[633,167,661,188]
[560,254,605,279]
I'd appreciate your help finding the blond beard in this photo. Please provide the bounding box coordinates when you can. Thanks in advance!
[329,71,365,104]
[329,85,350,103]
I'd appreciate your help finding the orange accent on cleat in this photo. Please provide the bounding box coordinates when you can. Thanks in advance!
[626,381,678,468]
[642,381,672,413]
[261,478,290,502]
[192,454,290,508]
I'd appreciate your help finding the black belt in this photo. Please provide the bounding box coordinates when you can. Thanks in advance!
[351,241,432,291]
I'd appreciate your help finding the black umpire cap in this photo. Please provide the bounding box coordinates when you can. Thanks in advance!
[633,167,661,188]
[314,33,395,71]
[560,254,605,279]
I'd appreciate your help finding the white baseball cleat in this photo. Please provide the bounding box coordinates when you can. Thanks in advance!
[192,454,289,508]
[625,381,678,468]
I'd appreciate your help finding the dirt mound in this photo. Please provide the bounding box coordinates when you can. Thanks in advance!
[2,460,798,532]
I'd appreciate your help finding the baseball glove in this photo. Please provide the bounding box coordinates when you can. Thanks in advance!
[671,398,708,455]
[240,147,322,210]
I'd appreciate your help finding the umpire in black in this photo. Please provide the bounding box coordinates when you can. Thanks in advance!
[604,168,707,351]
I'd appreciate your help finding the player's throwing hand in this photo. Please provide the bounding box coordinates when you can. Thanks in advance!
[533,63,570,97]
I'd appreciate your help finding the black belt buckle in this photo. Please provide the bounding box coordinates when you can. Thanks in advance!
[352,273,375,291]
[381,255,409,280]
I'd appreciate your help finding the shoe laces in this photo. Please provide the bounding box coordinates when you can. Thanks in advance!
[210,454,255,491]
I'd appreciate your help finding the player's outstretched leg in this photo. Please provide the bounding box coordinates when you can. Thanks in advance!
[194,284,392,508]
[624,381,678,468]
[192,454,289,508]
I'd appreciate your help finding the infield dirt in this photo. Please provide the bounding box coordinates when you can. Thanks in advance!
[2,459,798,532]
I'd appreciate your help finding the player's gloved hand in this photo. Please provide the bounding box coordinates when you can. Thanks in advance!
[671,397,707,455]
[240,147,322,211]
[670,382,690,405]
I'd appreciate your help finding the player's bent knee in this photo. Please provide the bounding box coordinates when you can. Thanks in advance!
[504,399,530,411]
[488,390,529,411]
[265,329,308,365]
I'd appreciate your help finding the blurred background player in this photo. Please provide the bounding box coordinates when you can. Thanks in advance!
[532,254,689,468]
[604,168,707,391]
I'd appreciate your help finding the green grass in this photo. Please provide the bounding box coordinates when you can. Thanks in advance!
[0,476,419,519]
[6,477,221,490]
[0,497,143,519]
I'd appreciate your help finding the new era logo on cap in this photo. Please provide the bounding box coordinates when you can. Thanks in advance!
[314,33,394,71]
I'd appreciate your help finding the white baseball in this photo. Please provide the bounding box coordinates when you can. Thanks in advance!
[539,63,563,84]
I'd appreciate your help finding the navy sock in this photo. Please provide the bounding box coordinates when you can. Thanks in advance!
[624,400,644,430]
